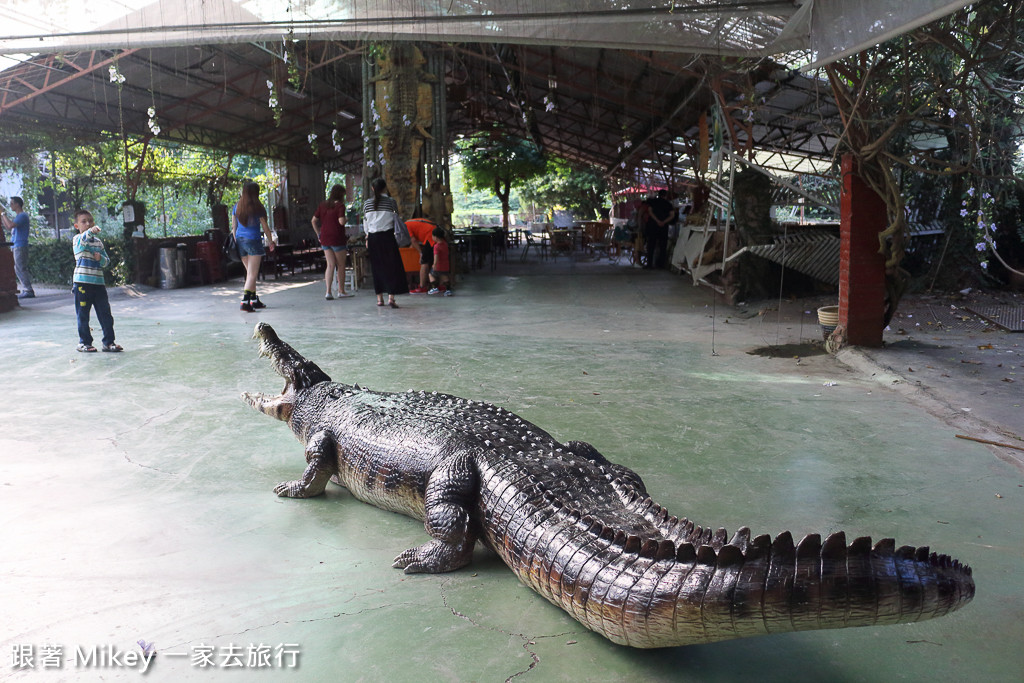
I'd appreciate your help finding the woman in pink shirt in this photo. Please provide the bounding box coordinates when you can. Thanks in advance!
[312,184,351,299]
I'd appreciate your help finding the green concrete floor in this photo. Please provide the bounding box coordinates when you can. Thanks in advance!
[1,257,1021,682]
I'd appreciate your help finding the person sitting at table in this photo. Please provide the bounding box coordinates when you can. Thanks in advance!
[427,226,452,296]
[361,178,409,308]
[312,184,352,299]
[405,216,437,293]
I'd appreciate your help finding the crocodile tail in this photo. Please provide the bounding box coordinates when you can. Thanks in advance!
[528,526,974,648]
[679,530,974,648]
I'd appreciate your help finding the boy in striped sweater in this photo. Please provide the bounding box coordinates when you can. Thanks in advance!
[72,210,122,353]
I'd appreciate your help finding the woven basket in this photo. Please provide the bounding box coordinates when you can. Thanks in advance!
[817,305,839,340]
[817,305,839,326]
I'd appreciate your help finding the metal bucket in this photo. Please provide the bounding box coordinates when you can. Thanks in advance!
[176,244,188,285]
[158,246,181,289]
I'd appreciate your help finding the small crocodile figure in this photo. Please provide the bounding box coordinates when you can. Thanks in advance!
[243,323,974,648]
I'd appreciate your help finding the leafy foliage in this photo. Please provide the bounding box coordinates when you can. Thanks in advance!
[447,160,510,225]
[821,0,1024,300]
[518,158,610,221]
[456,131,545,228]
[26,232,133,287]
[2,137,278,240]
[26,238,75,286]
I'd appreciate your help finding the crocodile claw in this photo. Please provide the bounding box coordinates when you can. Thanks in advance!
[393,539,473,574]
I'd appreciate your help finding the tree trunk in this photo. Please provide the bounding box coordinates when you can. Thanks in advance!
[495,178,511,229]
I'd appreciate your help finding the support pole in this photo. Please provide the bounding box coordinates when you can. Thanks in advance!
[839,154,886,347]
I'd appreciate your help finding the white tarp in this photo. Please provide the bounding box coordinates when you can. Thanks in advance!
[805,0,975,68]
[0,1,970,63]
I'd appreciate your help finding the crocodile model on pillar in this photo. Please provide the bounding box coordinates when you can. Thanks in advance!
[243,323,974,649]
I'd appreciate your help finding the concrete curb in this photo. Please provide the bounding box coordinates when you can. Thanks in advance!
[836,346,1024,470]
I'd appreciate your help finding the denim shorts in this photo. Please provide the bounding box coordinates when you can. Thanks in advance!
[322,245,348,252]
[237,237,265,257]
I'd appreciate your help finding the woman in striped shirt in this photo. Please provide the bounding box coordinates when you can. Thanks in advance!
[361,178,409,308]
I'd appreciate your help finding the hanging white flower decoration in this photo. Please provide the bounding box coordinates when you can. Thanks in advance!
[109,65,126,84]
[266,80,279,110]
[147,107,160,136]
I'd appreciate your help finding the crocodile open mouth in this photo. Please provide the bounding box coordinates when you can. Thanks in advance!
[242,323,331,421]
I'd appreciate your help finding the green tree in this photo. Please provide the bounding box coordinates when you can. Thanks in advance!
[456,132,546,229]
[820,0,1024,314]
[519,158,610,221]
[3,138,279,238]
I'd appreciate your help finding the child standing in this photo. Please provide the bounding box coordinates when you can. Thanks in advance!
[72,210,122,352]
[427,227,452,296]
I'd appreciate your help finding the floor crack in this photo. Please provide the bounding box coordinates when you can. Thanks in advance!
[438,578,576,683]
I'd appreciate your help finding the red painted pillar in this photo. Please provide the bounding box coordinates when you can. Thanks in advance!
[839,154,887,347]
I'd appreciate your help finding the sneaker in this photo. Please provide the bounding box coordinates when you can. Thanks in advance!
[443,290,453,297]
[240,300,254,312]
[76,343,97,353]
[101,343,123,352]
[17,291,35,299]
[338,292,354,298]
[410,287,429,294]
[251,296,266,309]
[325,293,334,300]
[427,288,440,295]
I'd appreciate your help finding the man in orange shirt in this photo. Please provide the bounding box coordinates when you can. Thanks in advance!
[405,217,437,293]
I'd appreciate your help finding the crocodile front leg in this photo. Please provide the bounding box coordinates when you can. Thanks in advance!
[393,453,478,573]
[274,431,336,498]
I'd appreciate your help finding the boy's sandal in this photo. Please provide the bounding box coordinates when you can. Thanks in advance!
[101,343,123,352]
[77,343,97,353]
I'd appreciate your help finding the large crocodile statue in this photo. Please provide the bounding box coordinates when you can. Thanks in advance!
[243,323,974,648]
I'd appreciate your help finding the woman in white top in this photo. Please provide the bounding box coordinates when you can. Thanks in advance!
[361,178,410,308]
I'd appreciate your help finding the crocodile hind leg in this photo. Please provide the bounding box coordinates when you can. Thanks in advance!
[393,454,479,573]
[274,431,336,498]
[566,440,648,495]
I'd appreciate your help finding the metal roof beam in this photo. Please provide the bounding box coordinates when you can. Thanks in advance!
[0,49,139,116]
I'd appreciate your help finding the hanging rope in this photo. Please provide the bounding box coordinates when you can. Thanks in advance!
[774,222,788,347]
